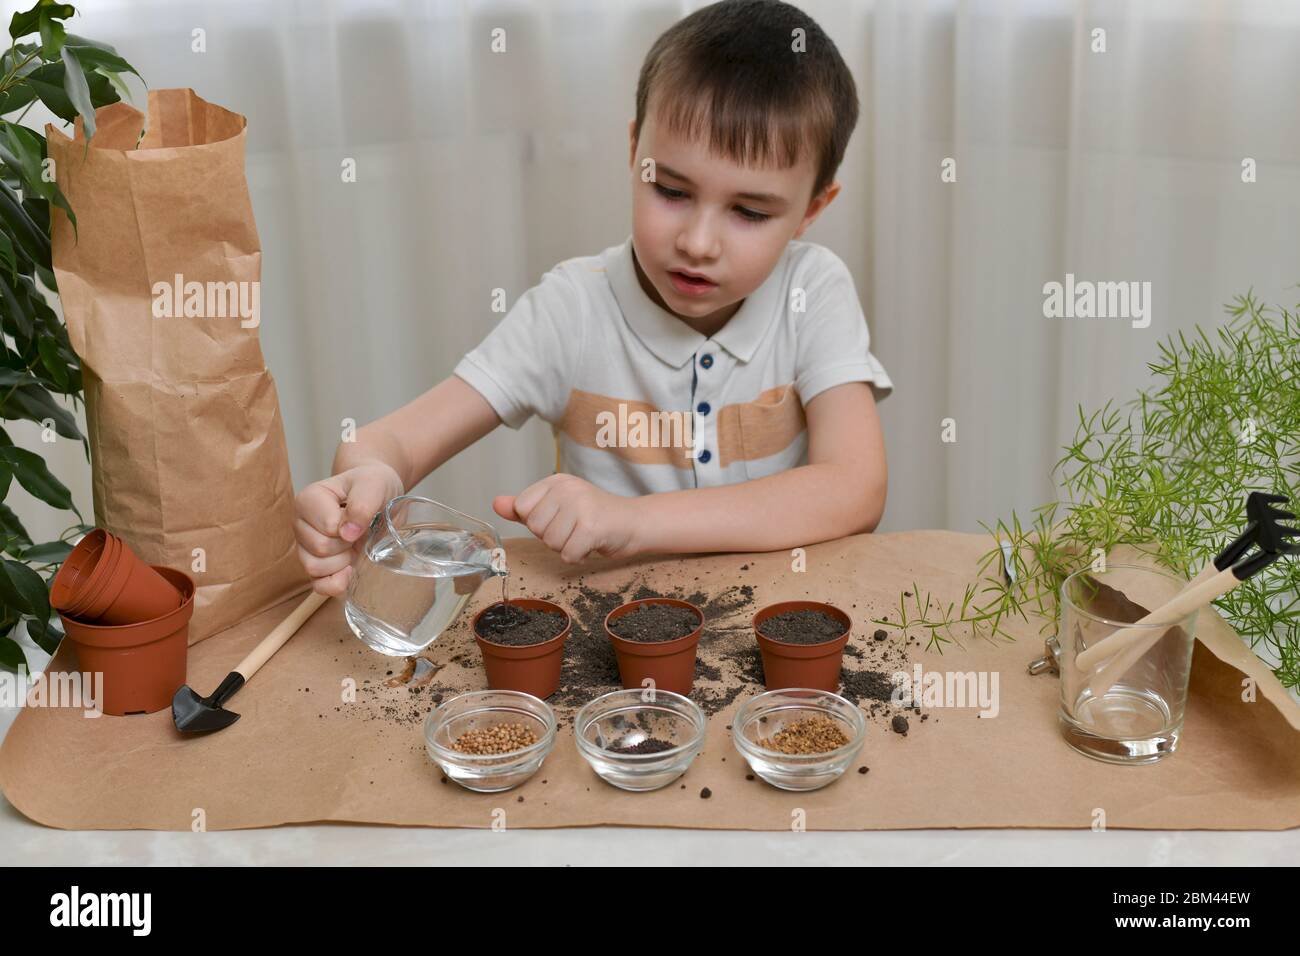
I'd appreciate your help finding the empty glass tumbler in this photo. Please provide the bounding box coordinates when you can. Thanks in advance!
[1056,564,1199,764]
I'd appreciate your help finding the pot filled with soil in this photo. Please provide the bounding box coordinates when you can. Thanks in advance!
[50,528,183,625]
[472,598,571,698]
[604,597,704,696]
[59,566,195,716]
[753,600,851,691]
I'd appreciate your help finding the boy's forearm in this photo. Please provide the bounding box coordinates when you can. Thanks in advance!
[628,462,885,555]
[330,376,502,491]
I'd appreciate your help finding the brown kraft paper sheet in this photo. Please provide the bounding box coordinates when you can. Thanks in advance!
[2,530,1298,831]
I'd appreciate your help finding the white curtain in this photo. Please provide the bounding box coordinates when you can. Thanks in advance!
[16,0,1300,549]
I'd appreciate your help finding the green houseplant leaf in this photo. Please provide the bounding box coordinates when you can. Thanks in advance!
[0,445,77,515]
[8,3,75,43]
[36,4,67,60]
[22,60,119,129]
[0,557,48,616]
[58,46,95,139]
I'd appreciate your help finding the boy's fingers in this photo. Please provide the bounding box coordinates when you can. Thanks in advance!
[311,564,353,597]
[297,545,354,581]
[338,471,387,541]
[542,509,578,554]
[296,517,351,558]
[523,490,562,539]
[493,495,520,521]
[297,479,348,537]
[560,526,592,564]
[512,475,560,519]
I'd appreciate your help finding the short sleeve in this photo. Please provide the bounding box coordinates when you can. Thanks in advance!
[453,267,584,429]
[793,250,894,405]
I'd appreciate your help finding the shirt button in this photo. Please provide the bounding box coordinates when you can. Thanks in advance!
[699,449,712,463]
[696,402,711,415]
[700,353,713,369]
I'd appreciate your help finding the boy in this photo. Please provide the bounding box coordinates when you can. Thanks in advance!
[296,0,892,596]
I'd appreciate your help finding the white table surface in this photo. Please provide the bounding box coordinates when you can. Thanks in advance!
[4,640,1297,866]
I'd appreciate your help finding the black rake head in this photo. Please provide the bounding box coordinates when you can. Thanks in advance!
[1247,491,1300,554]
[1216,491,1300,570]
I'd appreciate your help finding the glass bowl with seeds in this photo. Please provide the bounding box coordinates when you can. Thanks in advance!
[574,689,707,792]
[732,688,866,791]
[424,690,557,792]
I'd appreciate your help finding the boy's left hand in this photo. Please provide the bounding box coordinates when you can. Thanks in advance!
[493,474,639,563]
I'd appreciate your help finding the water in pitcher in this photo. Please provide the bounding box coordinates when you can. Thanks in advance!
[345,525,503,656]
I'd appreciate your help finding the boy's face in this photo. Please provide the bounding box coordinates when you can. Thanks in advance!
[628,105,840,334]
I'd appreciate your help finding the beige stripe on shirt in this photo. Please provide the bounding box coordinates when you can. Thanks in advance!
[559,385,806,470]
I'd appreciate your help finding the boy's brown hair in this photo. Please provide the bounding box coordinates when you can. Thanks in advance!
[634,0,859,202]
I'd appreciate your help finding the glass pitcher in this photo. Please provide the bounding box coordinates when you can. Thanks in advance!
[344,495,505,656]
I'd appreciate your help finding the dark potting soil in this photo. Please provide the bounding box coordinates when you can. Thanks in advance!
[757,608,847,645]
[474,603,567,646]
[723,641,768,688]
[608,603,699,643]
[608,736,676,755]
[840,669,897,704]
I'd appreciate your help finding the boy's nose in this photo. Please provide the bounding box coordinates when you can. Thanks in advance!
[677,213,721,262]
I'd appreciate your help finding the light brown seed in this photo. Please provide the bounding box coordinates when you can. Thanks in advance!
[451,722,539,755]
[757,715,850,755]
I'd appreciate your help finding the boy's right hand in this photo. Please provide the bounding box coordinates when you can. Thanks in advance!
[295,461,406,596]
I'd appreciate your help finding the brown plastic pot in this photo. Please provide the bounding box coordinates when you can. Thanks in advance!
[754,600,851,692]
[605,598,704,696]
[59,566,194,716]
[472,598,571,699]
[51,529,182,625]
[50,529,118,618]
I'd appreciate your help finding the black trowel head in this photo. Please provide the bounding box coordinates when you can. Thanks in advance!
[172,674,245,733]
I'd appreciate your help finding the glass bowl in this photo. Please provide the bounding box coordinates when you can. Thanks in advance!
[574,689,706,791]
[732,688,866,791]
[424,690,556,792]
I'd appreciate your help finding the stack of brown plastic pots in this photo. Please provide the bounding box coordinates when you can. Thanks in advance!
[49,529,195,716]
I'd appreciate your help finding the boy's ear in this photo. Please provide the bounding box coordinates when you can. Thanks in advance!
[628,119,638,168]
[793,180,842,240]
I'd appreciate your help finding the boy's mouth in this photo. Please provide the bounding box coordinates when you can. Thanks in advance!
[667,269,718,297]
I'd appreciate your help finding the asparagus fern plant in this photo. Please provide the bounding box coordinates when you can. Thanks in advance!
[880,290,1300,690]
[0,2,142,671]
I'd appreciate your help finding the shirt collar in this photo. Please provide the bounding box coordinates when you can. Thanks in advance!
[605,235,785,369]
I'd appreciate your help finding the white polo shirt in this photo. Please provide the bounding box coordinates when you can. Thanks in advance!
[453,235,893,495]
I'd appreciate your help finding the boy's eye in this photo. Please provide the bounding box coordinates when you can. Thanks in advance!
[652,181,770,223]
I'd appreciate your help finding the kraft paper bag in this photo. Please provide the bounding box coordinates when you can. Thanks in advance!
[46,88,309,644]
